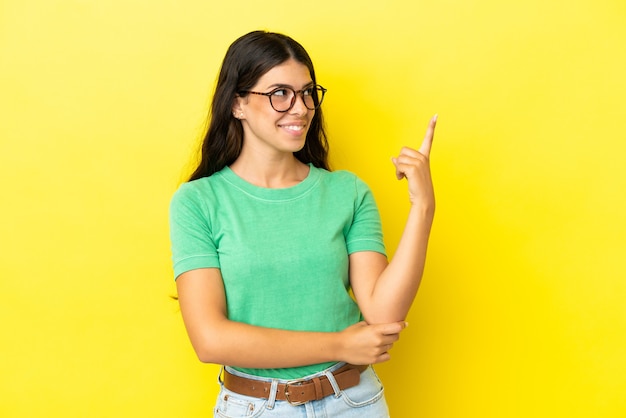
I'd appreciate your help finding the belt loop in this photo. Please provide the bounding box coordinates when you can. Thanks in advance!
[312,377,323,400]
[324,370,342,398]
[266,380,278,410]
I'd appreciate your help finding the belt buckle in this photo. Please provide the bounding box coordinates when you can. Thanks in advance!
[284,379,307,406]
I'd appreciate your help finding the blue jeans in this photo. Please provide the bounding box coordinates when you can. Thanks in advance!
[213,362,390,417]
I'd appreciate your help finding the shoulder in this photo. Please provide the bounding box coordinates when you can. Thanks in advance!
[171,177,208,205]
[315,167,371,194]
[170,172,227,213]
[315,166,363,184]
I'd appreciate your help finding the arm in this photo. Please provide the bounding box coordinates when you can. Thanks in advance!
[176,267,407,368]
[350,115,437,324]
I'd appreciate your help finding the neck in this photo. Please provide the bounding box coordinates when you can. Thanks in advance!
[229,154,309,189]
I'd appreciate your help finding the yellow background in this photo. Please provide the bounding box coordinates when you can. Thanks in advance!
[1,0,625,417]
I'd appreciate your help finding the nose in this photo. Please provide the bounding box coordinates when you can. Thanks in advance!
[289,91,309,115]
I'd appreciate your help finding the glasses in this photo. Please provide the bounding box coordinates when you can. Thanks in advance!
[240,85,327,112]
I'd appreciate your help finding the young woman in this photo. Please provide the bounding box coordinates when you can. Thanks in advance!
[170,30,436,417]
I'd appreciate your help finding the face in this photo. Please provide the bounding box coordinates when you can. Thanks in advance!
[234,59,315,158]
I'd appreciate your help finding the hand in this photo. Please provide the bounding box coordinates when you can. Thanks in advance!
[337,321,407,365]
[391,115,437,208]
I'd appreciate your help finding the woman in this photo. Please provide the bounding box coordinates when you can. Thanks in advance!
[170,30,436,417]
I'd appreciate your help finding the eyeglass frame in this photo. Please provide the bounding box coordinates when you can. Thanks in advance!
[238,84,327,113]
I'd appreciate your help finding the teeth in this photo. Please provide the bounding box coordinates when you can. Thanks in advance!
[283,125,304,131]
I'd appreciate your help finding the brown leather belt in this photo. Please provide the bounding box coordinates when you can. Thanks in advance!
[223,363,369,405]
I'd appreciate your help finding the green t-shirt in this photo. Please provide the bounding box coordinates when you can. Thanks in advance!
[169,164,386,379]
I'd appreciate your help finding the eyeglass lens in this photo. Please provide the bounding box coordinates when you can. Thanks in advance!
[270,86,325,112]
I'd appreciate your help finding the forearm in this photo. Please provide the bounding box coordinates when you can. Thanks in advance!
[361,204,434,324]
[186,318,406,369]
[357,115,437,324]
[190,318,341,368]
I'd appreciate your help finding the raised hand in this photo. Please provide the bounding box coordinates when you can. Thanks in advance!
[391,115,437,208]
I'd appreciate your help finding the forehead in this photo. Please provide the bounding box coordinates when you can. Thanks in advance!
[254,59,312,88]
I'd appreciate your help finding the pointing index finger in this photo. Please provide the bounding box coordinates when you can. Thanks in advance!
[418,114,437,158]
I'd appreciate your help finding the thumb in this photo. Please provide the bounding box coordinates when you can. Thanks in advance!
[378,321,408,335]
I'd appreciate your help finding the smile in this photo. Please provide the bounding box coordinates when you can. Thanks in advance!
[279,124,306,132]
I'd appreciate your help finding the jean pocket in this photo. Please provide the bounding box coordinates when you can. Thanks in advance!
[214,387,268,418]
[340,367,386,408]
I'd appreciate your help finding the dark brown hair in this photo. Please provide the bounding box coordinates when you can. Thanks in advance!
[188,31,329,181]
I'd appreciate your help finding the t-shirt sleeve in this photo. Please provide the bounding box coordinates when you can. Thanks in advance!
[169,183,221,280]
[345,176,387,257]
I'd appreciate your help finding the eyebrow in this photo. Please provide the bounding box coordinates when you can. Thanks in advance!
[265,81,315,90]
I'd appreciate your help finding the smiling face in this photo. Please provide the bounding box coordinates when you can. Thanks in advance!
[233,59,315,159]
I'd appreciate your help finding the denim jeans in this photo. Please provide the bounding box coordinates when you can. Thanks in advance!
[213,362,390,417]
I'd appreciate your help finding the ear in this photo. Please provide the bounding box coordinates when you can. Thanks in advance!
[232,97,245,120]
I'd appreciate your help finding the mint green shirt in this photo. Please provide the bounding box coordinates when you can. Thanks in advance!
[169,164,386,379]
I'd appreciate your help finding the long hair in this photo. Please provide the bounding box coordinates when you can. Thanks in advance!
[188,31,330,181]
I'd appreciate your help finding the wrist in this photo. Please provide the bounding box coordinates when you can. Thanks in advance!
[328,330,346,363]
[409,200,435,219]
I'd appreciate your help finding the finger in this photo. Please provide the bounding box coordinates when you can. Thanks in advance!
[392,153,427,182]
[373,352,391,364]
[418,114,437,158]
[378,321,408,335]
[381,334,400,347]
[391,157,405,180]
[392,157,426,184]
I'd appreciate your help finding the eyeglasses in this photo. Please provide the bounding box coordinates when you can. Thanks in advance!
[240,85,327,112]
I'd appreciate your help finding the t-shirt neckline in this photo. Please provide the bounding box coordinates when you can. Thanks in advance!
[218,163,321,201]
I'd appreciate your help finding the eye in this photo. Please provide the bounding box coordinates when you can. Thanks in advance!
[302,87,315,97]
[270,88,289,97]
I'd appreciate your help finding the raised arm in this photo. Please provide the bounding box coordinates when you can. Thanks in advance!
[350,115,437,324]
[176,267,407,368]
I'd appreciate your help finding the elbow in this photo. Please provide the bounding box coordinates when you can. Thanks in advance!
[196,351,216,364]
[191,336,224,364]
[362,313,408,325]
[360,302,411,325]
[193,343,212,363]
